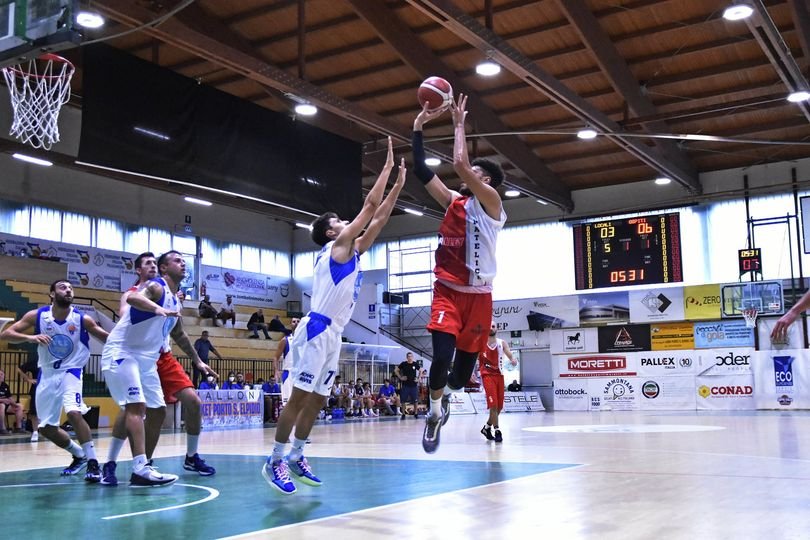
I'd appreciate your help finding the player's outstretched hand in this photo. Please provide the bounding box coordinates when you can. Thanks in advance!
[770,312,796,342]
[195,360,219,379]
[396,157,406,185]
[414,102,449,130]
[384,136,394,170]
[451,93,468,126]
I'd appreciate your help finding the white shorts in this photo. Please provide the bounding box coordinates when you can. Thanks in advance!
[290,313,341,397]
[36,368,90,428]
[281,370,293,404]
[103,353,165,409]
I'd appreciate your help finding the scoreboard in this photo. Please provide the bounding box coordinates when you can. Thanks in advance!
[573,212,683,290]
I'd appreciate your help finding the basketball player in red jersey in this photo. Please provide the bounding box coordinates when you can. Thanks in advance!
[412,94,507,453]
[479,321,516,443]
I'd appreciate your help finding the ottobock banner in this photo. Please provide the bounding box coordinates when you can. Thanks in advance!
[201,264,290,309]
[634,350,698,376]
[637,376,696,410]
[693,320,754,349]
[197,389,264,429]
[629,287,685,323]
[753,349,810,409]
[552,378,590,411]
[697,347,754,376]
[695,374,755,410]
[491,295,580,332]
[549,327,598,355]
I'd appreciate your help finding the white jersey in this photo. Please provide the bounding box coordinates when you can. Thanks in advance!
[309,241,362,332]
[35,306,90,373]
[104,276,179,362]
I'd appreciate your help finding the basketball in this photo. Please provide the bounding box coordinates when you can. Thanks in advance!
[418,76,453,110]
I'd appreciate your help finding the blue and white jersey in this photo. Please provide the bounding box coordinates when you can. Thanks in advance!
[104,276,179,361]
[36,306,90,372]
[309,241,363,333]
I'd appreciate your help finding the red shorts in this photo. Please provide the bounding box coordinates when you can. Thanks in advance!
[427,281,492,353]
[156,351,193,404]
[482,373,505,410]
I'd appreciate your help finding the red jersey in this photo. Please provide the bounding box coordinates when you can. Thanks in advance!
[479,339,505,376]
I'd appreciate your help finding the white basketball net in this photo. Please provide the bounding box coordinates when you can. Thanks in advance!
[742,308,758,328]
[2,55,74,150]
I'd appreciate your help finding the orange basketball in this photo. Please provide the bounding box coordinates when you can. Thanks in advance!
[417,76,453,111]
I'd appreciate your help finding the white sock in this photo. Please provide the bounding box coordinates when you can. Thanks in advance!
[107,437,125,462]
[271,441,287,462]
[288,437,307,461]
[133,454,148,473]
[186,434,199,457]
[81,441,96,461]
[430,396,443,418]
[66,440,84,458]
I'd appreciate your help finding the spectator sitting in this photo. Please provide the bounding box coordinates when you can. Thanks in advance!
[199,375,218,390]
[326,375,343,411]
[247,309,271,339]
[221,371,240,389]
[217,295,237,327]
[262,376,281,394]
[0,369,25,434]
[507,380,522,392]
[377,378,401,416]
[354,378,377,417]
[198,294,218,326]
[268,315,288,334]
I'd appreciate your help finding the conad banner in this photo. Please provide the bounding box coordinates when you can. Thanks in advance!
[650,322,695,350]
[695,374,755,410]
[552,379,590,411]
[549,327,598,355]
[629,287,685,323]
[201,264,290,309]
[491,295,580,332]
[693,320,754,349]
[197,389,264,429]
[697,347,754,376]
[637,376,696,410]
[753,349,810,409]
[683,284,722,320]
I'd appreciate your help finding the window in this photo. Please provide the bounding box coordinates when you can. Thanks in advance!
[125,226,150,254]
[220,243,241,269]
[0,201,29,237]
[242,245,261,272]
[29,206,61,241]
[293,250,318,279]
[95,218,124,251]
[201,238,221,267]
[172,234,196,256]
[262,249,290,276]
[62,212,91,247]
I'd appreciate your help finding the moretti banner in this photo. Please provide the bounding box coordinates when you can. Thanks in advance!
[597,324,651,353]
[201,264,290,309]
[651,322,695,350]
[0,231,135,292]
[197,389,264,429]
[628,287,685,323]
[491,295,580,332]
[695,374,755,410]
[557,353,637,378]
[693,320,754,349]
[753,349,810,409]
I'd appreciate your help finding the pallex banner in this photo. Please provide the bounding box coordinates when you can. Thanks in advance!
[753,349,810,409]
[637,376,696,410]
[557,353,637,378]
[683,284,722,320]
[695,374,755,410]
[201,264,290,309]
[650,322,695,351]
[633,350,698,376]
[697,347,754,376]
[197,389,264,429]
[549,327,598,355]
[552,379,590,411]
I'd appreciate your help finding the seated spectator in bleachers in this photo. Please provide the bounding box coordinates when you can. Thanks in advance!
[235,372,246,389]
[354,378,378,417]
[221,371,239,389]
[198,294,218,326]
[326,375,343,411]
[247,309,272,339]
[217,295,237,327]
[262,376,281,394]
[0,369,25,434]
[507,380,522,392]
[199,375,219,390]
[377,378,401,416]
[268,315,288,334]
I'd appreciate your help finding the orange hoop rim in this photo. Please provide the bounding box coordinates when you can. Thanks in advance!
[3,53,75,80]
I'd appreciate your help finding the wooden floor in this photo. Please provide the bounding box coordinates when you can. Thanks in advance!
[2,409,810,539]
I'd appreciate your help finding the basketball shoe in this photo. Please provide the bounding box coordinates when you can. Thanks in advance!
[84,459,101,483]
[130,465,178,488]
[480,425,494,440]
[421,410,445,454]
[184,453,216,476]
[494,429,503,443]
[61,456,87,476]
[287,456,322,486]
[263,457,296,495]
[101,461,118,486]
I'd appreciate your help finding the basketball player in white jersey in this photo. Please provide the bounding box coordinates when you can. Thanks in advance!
[101,250,187,487]
[411,94,507,453]
[479,321,516,443]
[263,137,405,495]
[274,316,300,404]
[1,280,109,480]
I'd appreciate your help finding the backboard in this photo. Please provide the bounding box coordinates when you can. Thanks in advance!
[0,0,81,69]
[720,280,784,317]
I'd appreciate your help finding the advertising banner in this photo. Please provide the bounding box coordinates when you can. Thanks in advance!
[469,391,544,413]
[589,377,639,411]
[693,320,754,349]
[558,353,637,378]
[697,347,754,375]
[552,378,590,411]
[549,327,598,355]
[491,295,580,332]
[597,324,651,353]
[683,284,722,320]
[634,350,697,376]
[637,376,697,410]
[579,291,630,326]
[201,264,290,309]
[629,287,685,323]
[197,389,264,429]
[445,391,476,415]
[695,374,755,410]
[651,322,695,350]
[753,349,810,409]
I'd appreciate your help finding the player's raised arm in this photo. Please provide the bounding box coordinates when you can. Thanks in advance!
[412,103,457,208]
[355,158,407,255]
[771,289,810,341]
[127,281,179,317]
[82,315,108,343]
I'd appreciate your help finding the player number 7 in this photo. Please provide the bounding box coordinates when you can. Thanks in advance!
[324,370,336,385]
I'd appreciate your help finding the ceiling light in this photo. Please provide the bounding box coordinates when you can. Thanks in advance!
[475,60,501,76]
[787,91,810,103]
[12,153,52,166]
[403,207,424,216]
[296,222,313,230]
[722,3,754,21]
[654,177,672,185]
[184,196,212,206]
[504,189,521,198]
[294,103,317,116]
[424,157,441,167]
[76,11,105,28]
[577,128,598,140]
[536,199,549,205]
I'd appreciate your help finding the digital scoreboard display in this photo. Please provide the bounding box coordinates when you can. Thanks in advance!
[573,212,683,290]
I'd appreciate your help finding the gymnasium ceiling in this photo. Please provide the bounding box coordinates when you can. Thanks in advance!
[49,1,810,217]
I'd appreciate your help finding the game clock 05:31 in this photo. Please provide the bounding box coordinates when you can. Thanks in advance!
[573,212,683,290]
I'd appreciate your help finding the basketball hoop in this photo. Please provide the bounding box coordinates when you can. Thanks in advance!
[2,53,75,150]
[742,307,758,329]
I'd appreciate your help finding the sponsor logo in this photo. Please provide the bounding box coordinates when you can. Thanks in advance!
[566,331,582,345]
[121,257,134,270]
[641,357,675,367]
[493,305,523,317]
[698,385,753,398]
[715,352,750,366]
[555,388,586,396]
[679,357,692,367]
[603,378,634,400]
[298,372,314,384]
[642,381,660,399]
[778,394,793,406]
[127,386,140,397]
[614,327,634,348]
[67,324,76,335]
[568,356,626,371]
[76,249,90,264]
[773,355,795,391]
[641,292,672,314]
